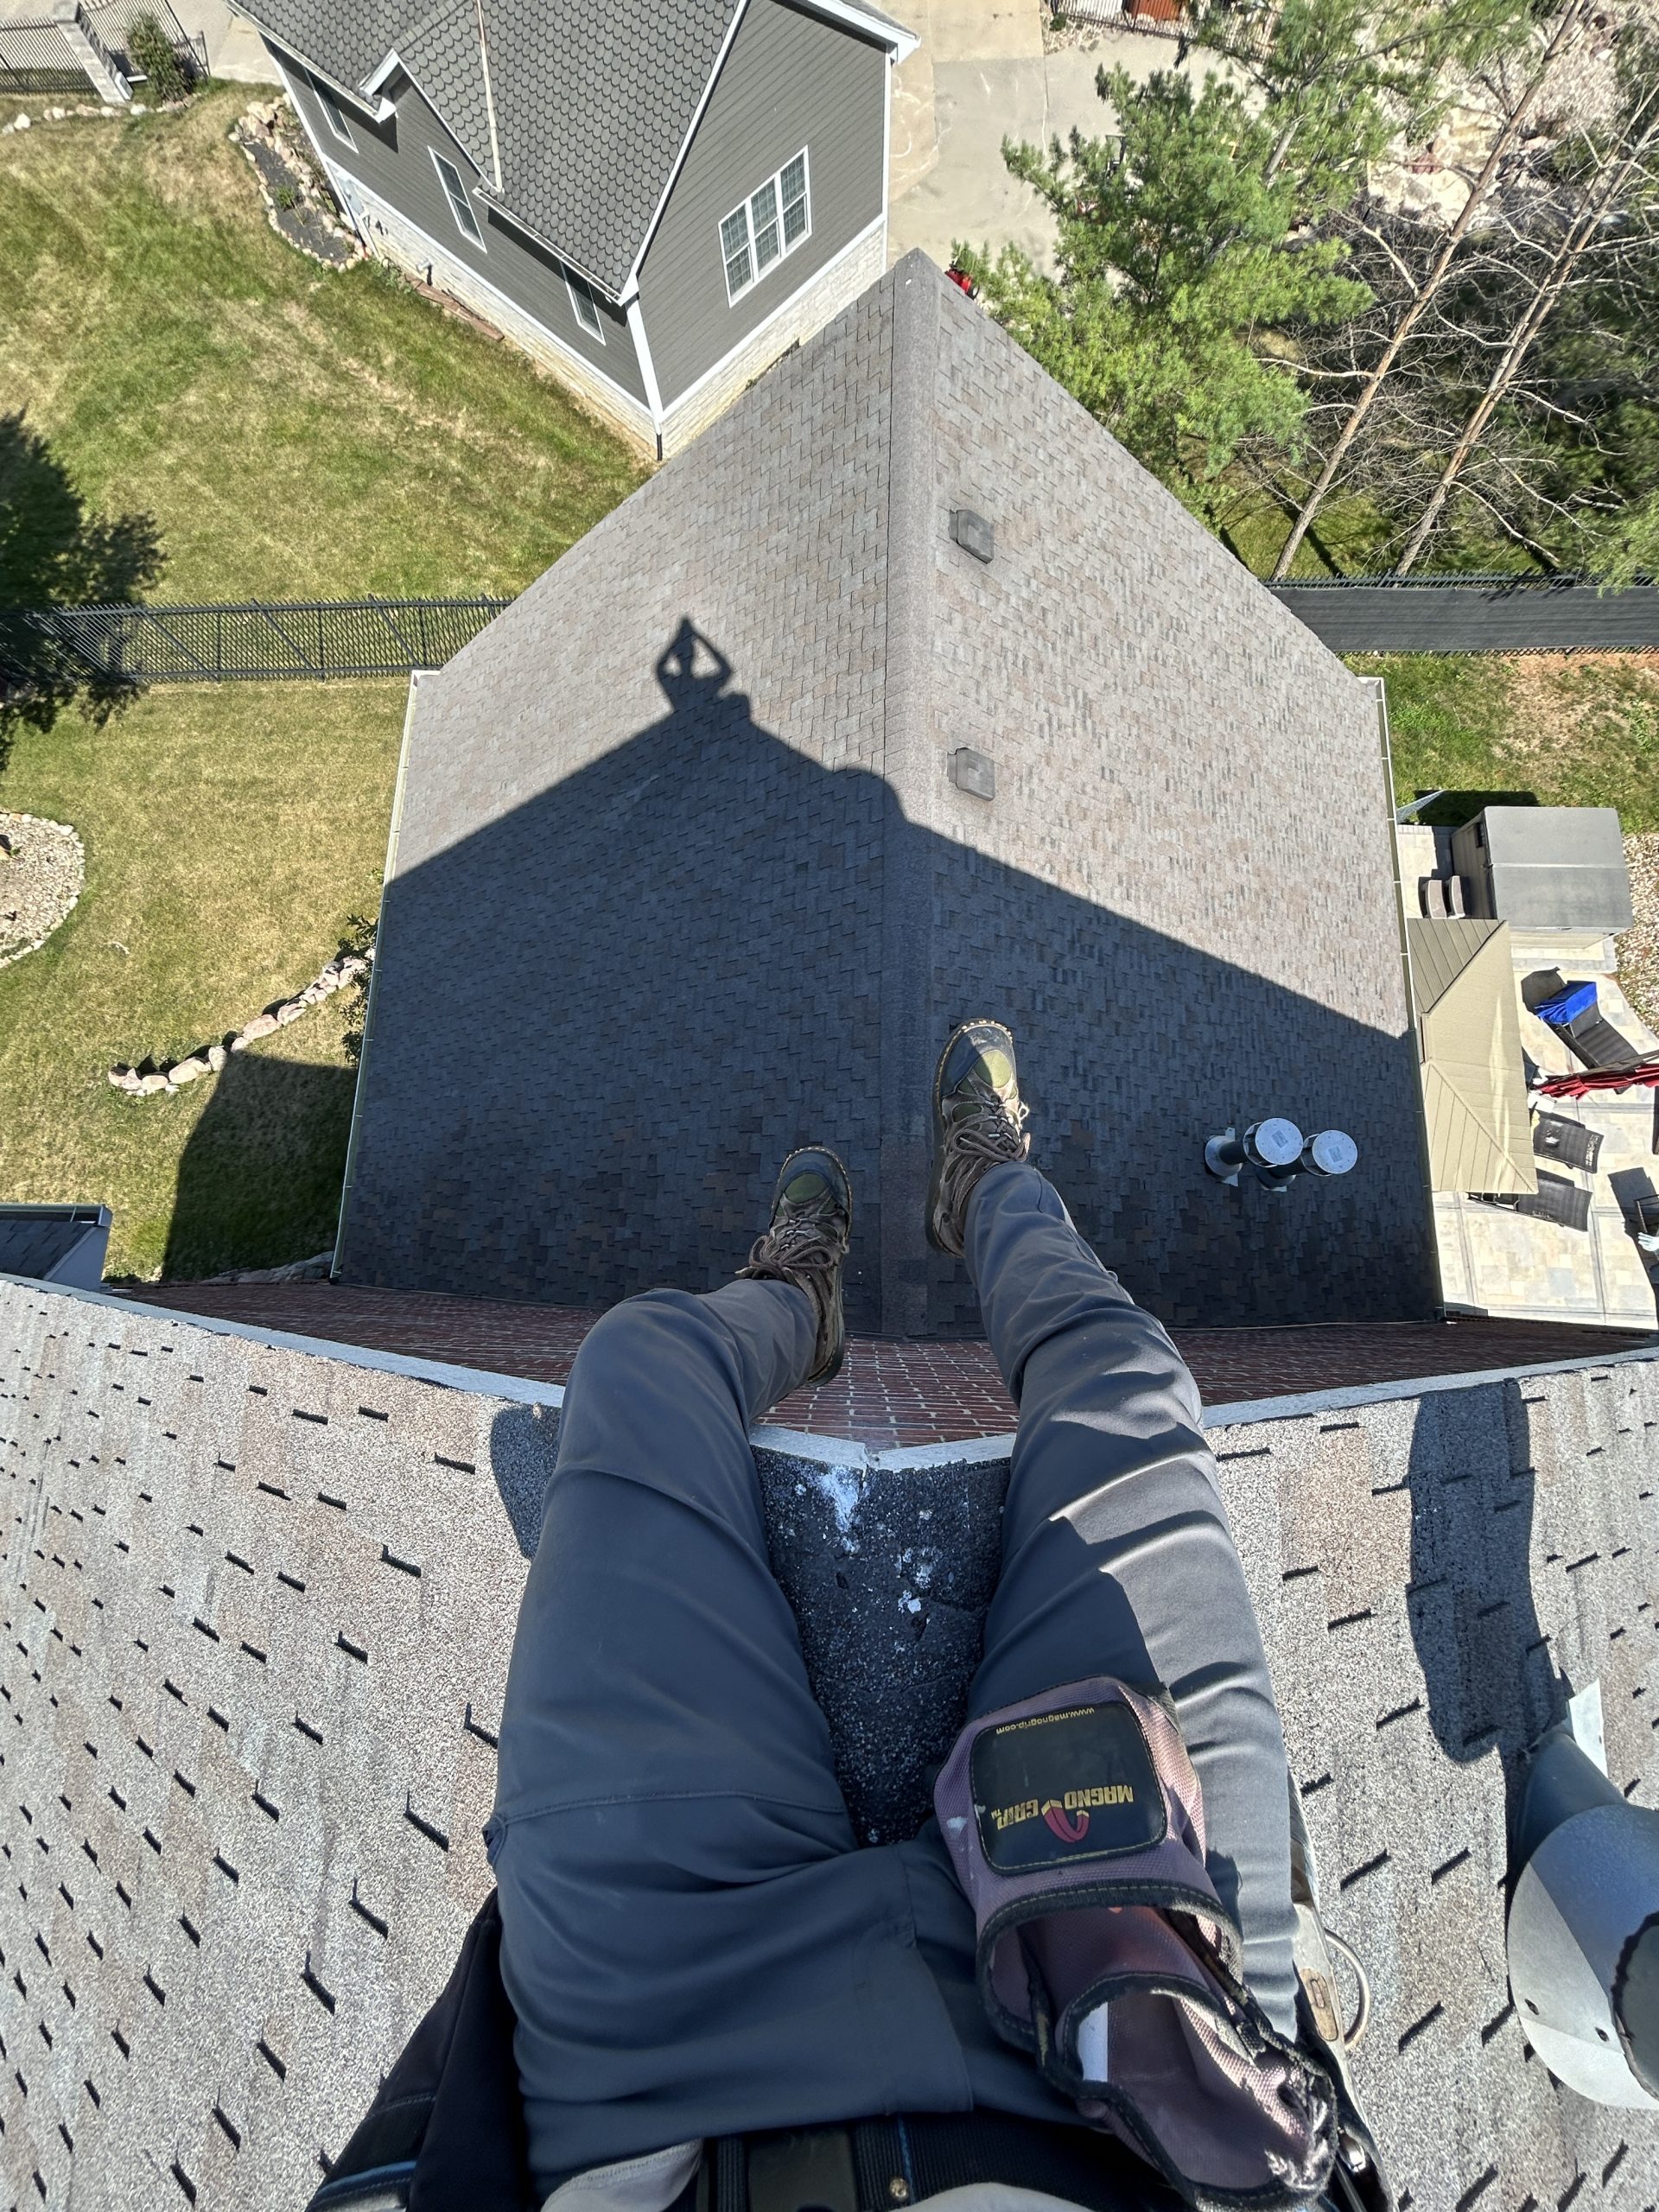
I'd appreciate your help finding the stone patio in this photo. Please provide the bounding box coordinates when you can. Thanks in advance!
[1432,927,1659,1332]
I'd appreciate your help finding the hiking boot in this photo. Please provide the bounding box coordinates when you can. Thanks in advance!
[1287,1781,1395,2212]
[737,1147,853,1386]
[927,1019,1031,1258]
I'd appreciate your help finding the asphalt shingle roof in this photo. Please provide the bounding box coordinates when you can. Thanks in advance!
[397,0,494,179]
[248,0,906,295]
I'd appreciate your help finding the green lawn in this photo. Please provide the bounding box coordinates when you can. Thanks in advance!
[1355,652,1659,831]
[0,84,643,603]
[0,87,645,1278]
[0,681,407,1281]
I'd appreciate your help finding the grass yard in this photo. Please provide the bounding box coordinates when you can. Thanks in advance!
[0,86,645,1279]
[0,84,643,603]
[0,681,407,1281]
[1356,652,1659,830]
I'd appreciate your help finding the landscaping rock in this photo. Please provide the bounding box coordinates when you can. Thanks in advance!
[0,812,85,971]
[111,937,376,1097]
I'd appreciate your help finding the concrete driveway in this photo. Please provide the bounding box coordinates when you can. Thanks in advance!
[887,0,1211,270]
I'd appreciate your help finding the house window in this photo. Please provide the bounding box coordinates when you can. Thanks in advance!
[719,149,810,304]
[431,150,484,245]
[566,270,604,343]
[317,86,355,147]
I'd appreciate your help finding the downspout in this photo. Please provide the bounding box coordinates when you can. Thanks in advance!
[474,0,503,190]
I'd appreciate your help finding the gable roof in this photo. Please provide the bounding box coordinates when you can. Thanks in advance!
[339,254,1437,1335]
[245,0,915,297]
[1408,918,1538,1195]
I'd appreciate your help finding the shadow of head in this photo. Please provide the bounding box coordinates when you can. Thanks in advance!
[1406,1381,1570,1845]
[162,1052,356,1281]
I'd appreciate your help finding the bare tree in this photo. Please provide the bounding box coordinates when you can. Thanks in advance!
[1269,0,1598,577]
[1392,53,1659,571]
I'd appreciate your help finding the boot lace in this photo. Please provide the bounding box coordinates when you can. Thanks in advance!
[938,1074,1029,1235]
[744,1204,842,1281]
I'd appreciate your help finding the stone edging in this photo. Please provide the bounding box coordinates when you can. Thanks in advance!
[107,944,372,1096]
[0,813,85,971]
[0,101,153,138]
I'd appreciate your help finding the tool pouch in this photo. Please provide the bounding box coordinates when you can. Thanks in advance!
[934,1680,1335,2212]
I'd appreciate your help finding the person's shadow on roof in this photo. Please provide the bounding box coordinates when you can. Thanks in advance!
[1405,1382,1570,1854]
[340,618,1438,1338]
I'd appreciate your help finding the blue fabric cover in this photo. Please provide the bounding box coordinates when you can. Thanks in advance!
[1535,981,1599,1027]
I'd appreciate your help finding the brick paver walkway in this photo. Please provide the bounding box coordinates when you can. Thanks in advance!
[113,1283,1656,1450]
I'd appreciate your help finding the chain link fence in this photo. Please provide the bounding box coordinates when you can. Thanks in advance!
[0,596,510,692]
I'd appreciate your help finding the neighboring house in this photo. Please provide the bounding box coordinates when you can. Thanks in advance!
[240,0,917,456]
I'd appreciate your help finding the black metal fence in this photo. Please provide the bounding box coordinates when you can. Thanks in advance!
[0,596,510,690]
[1268,574,1659,655]
[0,0,204,95]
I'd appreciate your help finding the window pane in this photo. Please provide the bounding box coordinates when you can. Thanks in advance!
[569,276,601,337]
[720,207,752,294]
[781,154,808,247]
[750,179,780,270]
[436,156,481,242]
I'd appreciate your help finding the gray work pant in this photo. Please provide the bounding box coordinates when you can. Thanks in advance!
[492,1164,1297,2199]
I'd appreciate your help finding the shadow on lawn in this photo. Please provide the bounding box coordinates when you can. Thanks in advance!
[162,1051,355,1281]
[0,410,163,760]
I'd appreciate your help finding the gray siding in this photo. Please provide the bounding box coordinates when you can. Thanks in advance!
[268,40,646,406]
[635,0,887,408]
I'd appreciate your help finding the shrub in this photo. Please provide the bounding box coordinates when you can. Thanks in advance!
[125,15,191,104]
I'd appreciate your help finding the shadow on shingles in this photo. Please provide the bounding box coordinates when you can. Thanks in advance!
[1406,1383,1569,1859]
[488,1401,561,1560]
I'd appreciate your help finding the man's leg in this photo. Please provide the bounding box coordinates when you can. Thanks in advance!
[961,1159,1299,2036]
[493,1160,970,2193]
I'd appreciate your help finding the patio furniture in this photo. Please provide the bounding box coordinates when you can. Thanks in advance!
[1477,1172,1592,1232]
[1532,1114,1604,1174]
[1529,976,1642,1073]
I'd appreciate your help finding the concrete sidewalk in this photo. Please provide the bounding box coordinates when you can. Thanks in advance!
[168,0,280,85]
[887,1,1209,270]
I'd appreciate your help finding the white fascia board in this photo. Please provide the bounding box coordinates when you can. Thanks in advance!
[791,0,918,59]
[248,16,397,119]
[622,0,752,296]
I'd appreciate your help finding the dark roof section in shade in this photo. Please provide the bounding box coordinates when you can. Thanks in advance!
[242,0,912,296]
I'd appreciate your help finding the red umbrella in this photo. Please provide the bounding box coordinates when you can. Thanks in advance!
[1535,1061,1659,1099]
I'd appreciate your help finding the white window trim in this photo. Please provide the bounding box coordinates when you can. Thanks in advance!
[315,86,355,147]
[429,149,485,249]
[720,149,810,308]
[565,270,605,344]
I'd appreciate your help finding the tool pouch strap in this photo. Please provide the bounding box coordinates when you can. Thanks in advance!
[934,1680,1335,2212]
